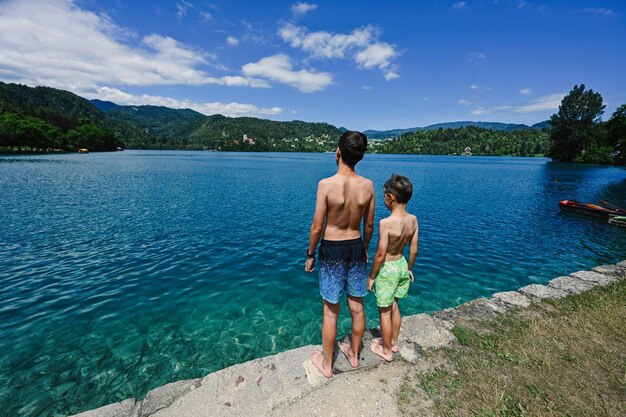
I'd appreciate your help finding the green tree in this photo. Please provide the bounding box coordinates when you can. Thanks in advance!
[606,104,626,165]
[547,84,605,162]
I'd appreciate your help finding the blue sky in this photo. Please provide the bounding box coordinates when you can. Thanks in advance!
[0,0,624,130]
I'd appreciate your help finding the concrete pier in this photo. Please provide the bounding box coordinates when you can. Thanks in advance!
[73,261,626,417]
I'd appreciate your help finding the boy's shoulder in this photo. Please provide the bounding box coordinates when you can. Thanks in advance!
[319,174,373,188]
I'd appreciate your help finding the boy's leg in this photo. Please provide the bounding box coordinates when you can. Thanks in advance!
[391,298,402,351]
[370,306,393,361]
[340,295,364,368]
[310,300,339,378]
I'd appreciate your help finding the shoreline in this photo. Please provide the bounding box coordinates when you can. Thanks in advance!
[72,260,626,417]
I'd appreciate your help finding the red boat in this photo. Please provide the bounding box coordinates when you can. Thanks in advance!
[559,199,626,219]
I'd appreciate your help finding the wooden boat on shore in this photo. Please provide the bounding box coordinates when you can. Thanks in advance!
[559,199,626,219]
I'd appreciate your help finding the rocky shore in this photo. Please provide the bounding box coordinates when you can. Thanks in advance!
[73,261,626,417]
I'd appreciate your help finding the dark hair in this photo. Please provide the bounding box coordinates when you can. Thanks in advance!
[338,131,367,166]
[384,174,413,204]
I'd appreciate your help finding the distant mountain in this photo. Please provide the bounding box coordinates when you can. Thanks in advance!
[531,120,550,129]
[96,102,342,151]
[91,99,120,112]
[364,120,549,139]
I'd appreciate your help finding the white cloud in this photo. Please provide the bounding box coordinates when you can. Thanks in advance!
[470,85,480,90]
[355,42,397,70]
[453,2,466,9]
[278,23,399,79]
[519,88,531,95]
[242,54,332,93]
[384,71,400,81]
[0,0,265,93]
[292,2,317,16]
[458,99,471,105]
[470,93,565,115]
[469,52,486,61]
[581,8,614,16]
[226,36,239,46]
[176,1,193,19]
[514,93,564,113]
[87,87,282,117]
[200,11,214,22]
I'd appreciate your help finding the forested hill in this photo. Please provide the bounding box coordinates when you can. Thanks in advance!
[1,82,552,156]
[0,82,122,152]
[364,120,549,139]
[98,103,343,151]
[373,125,550,157]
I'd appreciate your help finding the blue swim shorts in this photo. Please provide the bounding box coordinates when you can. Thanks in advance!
[318,237,368,304]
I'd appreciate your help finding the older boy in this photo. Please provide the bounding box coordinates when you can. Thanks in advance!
[367,174,418,361]
[304,131,375,378]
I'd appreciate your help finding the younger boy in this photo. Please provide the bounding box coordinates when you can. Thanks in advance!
[367,174,418,361]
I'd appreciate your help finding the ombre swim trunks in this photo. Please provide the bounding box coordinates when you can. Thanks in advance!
[372,257,410,307]
[318,238,367,304]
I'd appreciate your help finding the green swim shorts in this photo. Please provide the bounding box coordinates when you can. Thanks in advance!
[373,257,410,307]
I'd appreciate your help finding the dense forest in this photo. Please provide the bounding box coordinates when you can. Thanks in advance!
[0,82,122,152]
[373,125,550,156]
[1,82,624,164]
[99,103,343,152]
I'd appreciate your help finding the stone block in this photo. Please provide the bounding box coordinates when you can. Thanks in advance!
[570,270,617,286]
[432,308,460,323]
[454,298,507,321]
[548,276,596,294]
[591,264,626,280]
[399,314,456,350]
[518,284,568,300]
[492,291,531,308]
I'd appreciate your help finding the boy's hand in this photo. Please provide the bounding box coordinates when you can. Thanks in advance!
[408,271,414,282]
[305,257,315,272]
[367,276,375,292]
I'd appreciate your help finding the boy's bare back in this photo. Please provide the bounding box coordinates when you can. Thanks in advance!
[381,212,418,261]
[318,173,375,240]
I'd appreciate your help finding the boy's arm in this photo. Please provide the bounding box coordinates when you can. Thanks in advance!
[367,220,388,291]
[362,181,376,254]
[407,218,419,281]
[305,181,327,272]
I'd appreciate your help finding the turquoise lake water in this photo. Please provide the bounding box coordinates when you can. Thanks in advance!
[1,151,625,416]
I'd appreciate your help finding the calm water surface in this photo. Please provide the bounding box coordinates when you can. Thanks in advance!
[1,151,625,416]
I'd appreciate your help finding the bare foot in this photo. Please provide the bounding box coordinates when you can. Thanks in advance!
[338,341,359,368]
[309,349,333,378]
[371,337,399,353]
[369,341,393,362]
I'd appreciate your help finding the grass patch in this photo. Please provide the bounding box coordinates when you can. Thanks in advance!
[398,280,626,416]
